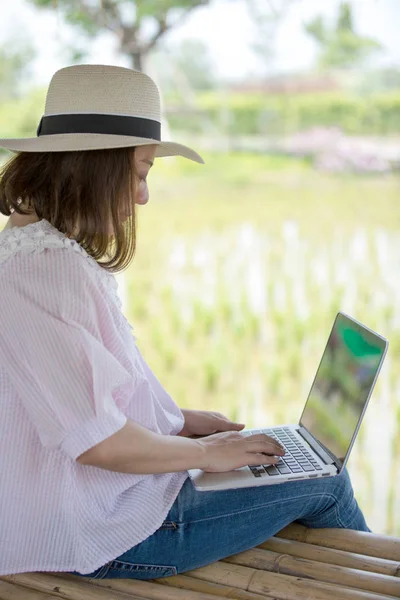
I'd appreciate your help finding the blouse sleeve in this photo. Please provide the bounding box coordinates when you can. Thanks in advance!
[0,249,135,461]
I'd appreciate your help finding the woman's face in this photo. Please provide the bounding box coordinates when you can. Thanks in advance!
[109,144,157,235]
[132,144,158,208]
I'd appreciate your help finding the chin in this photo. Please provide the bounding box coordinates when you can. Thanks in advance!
[135,197,149,205]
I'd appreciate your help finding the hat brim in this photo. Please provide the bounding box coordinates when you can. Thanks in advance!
[0,133,204,164]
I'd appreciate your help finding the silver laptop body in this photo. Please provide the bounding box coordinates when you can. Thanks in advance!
[188,312,388,492]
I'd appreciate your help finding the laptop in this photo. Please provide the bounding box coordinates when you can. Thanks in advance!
[188,312,388,491]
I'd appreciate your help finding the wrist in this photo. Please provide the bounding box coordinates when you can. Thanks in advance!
[192,438,208,470]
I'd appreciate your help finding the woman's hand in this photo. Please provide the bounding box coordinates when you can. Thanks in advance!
[196,431,286,473]
[177,409,245,438]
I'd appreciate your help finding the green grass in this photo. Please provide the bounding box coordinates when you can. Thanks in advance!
[138,151,399,237]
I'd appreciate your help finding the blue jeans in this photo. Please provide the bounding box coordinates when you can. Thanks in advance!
[70,467,370,580]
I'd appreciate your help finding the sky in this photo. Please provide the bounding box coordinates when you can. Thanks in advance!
[0,0,399,86]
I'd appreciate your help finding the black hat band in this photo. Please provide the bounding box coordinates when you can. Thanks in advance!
[37,113,161,140]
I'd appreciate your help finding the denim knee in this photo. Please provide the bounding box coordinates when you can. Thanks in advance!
[328,467,362,521]
[323,466,354,502]
[334,466,353,494]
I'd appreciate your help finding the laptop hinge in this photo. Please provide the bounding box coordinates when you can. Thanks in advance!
[298,426,336,466]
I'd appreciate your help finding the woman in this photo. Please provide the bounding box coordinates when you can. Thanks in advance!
[0,64,369,580]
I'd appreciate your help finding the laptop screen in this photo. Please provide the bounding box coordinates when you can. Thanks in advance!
[299,313,387,465]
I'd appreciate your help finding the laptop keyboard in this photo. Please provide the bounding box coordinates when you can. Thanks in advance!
[243,427,323,478]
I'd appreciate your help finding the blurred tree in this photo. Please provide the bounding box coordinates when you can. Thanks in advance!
[154,38,216,92]
[0,41,39,150]
[305,1,382,70]
[0,43,35,99]
[247,0,297,74]
[28,0,213,71]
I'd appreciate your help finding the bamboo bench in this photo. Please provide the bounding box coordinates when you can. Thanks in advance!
[1,523,400,600]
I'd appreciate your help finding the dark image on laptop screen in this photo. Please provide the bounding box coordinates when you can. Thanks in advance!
[300,313,386,463]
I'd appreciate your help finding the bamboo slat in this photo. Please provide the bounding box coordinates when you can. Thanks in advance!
[258,537,400,577]
[185,560,399,600]
[1,573,146,600]
[277,524,400,561]
[154,574,271,599]
[71,575,227,600]
[223,546,400,597]
[0,580,59,600]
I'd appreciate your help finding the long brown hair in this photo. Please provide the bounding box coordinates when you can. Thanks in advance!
[0,148,140,273]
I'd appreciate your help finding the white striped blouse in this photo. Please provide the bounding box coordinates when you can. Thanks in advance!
[0,219,188,575]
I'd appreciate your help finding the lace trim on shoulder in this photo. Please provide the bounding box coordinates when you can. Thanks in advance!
[0,220,134,336]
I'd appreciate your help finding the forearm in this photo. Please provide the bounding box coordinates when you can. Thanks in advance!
[77,417,206,474]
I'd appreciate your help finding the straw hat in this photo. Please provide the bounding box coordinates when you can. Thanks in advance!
[0,64,204,163]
